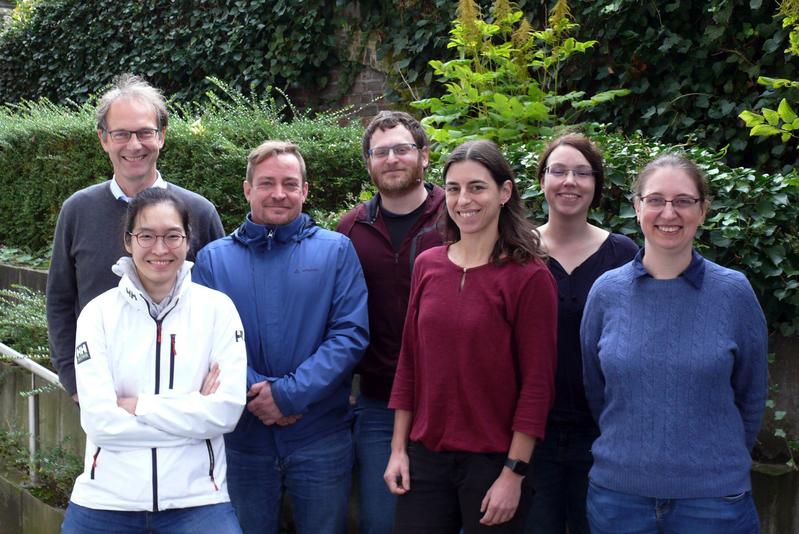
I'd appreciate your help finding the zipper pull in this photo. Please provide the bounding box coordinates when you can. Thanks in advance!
[267,228,275,251]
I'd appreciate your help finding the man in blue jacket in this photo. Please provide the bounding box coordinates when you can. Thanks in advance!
[193,140,369,534]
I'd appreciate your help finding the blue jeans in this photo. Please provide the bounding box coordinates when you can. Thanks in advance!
[525,424,597,533]
[226,428,353,534]
[353,394,396,534]
[61,501,241,534]
[587,481,760,533]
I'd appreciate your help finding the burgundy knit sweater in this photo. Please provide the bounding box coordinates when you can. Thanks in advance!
[389,246,558,453]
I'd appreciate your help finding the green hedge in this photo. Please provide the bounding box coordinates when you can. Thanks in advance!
[0,87,366,252]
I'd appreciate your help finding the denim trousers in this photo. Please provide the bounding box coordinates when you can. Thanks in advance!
[353,394,396,534]
[61,501,242,534]
[225,428,353,534]
[524,424,597,534]
[394,441,533,534]
[587,481,760,534]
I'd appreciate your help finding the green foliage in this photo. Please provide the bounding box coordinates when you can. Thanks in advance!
[0,246,51,269]
[566,0,799,173]
[0,286,49,361]
[0,0,343,105]
[740,5,799,146]
[0,81,367,250]
[0,426,82,508]
[412,0,628,154]
[513,124,799,336]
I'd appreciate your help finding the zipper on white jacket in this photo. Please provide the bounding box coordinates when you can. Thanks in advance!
[151,448,159,511]
[90,447,101,479]
[169,334,177,390]
[205,439,219,491]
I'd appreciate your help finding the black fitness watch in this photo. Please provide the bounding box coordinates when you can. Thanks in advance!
[504,457,529,476]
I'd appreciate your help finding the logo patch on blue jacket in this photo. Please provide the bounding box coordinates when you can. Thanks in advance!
[76,342,91,364]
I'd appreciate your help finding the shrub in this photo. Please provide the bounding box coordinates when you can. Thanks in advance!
[0,82,367,252]
[412,0,628,155]
[0,285,49,361]
[0,426,82,509]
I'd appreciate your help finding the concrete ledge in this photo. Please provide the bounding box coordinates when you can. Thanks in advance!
[0,263,47,292]
[0,466,65,534]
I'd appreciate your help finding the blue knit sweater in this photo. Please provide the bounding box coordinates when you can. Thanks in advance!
[580,250,767,499]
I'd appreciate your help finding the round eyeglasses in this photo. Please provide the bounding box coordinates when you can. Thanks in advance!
[127,232,187,249]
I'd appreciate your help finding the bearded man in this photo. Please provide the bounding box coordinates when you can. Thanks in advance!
[337,111,445,534]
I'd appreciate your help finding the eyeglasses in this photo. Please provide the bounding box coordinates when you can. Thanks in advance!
[638,195,703,210]
[367,143,418,159]
[127,231,187,249]
[105,128,160,144]
[545,166,595,179]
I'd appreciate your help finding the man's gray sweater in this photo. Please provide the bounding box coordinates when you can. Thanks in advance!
[45,180,224,395]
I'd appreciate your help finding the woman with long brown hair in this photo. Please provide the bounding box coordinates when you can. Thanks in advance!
[384,140,558,532]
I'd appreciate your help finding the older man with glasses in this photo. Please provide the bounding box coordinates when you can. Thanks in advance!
[46,73,224,403]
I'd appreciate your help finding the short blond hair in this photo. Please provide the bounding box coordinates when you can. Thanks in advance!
[246,141,307,184]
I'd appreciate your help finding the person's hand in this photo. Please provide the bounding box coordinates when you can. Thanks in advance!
[116,396,137,415]
[384,450,411,495]
[246,381,285,425]
[479,469,523,525]
[200,363,221,395]
[275,415,302,426]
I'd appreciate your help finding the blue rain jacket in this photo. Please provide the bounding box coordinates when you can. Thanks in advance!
[194,213,369,455]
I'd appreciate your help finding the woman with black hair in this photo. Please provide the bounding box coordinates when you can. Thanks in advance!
[385,140,558,533]
[62,188,246,534]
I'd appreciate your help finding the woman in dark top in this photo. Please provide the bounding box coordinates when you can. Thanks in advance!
[525,134,638,534]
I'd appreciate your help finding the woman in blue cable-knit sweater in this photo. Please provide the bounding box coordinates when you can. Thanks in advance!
[580,153,767,533]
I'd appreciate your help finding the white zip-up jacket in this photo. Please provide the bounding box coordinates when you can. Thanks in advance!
[70,261,246,512]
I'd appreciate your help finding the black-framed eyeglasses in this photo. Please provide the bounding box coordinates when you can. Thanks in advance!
[127,231,186,249]
[638,195,703,210]
[367,143,418,159]
[544,166,595,179]
[105,128,160,144]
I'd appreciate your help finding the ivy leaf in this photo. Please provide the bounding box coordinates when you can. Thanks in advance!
[750,124,782,137]
[778,99,798,124]
[762,108,780,126]
[775,410,787,421]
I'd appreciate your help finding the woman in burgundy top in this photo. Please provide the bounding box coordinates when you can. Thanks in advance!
[526,134,639,534]
[385,140,558,533]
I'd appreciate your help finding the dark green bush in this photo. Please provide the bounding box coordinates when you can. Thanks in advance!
[0,84,366,251]
[566,0,799,173]
[0,0,343,105]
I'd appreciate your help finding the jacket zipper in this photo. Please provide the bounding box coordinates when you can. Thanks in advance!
[151,449,159,511]
[206,439,219,491]
[169,334,177,390]
[90,447,101,479]
[267,228,275,250]
[148,303,178,512]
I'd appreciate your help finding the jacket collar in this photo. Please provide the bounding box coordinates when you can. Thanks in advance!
[113,257,192,319]
[232,212,318,249]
